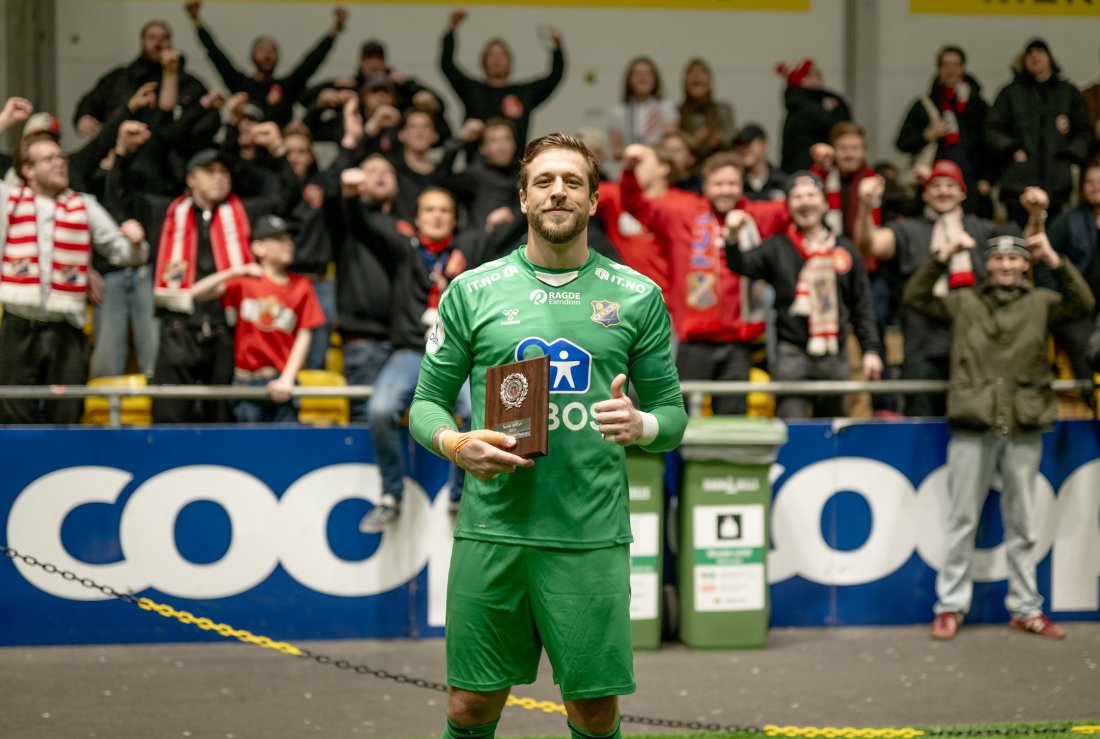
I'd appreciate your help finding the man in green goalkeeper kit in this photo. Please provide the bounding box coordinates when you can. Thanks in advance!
[409,133,687,739]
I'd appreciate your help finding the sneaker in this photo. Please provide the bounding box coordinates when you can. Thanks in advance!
[359,503,400,533]
[1010,614,1066,639]
[931,612,962,640]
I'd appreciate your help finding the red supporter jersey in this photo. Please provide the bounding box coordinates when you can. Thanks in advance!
[593,181,671,295]
[620,169,789,343]
[222,273,325,372]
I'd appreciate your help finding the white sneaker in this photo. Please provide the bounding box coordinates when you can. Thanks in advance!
[359,503,400,533]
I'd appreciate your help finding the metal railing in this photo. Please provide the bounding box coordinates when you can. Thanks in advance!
[0,379,1093,428]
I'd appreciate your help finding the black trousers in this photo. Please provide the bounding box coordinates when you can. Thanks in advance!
[0,313,88,424]
[151,320,235,423]
[1050,313,1097,409]
[676,340,751,415]
[902,352,950,418]
[772,340,850,419]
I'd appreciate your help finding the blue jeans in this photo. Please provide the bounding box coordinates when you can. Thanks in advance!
[343,338,393,422]
[305,276,336,371]
[231,376,299,423]
[90,266,159,378]
[367,349,470,500]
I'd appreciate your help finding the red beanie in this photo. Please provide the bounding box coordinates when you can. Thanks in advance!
[775,58,815,87]
[928,160,966,192]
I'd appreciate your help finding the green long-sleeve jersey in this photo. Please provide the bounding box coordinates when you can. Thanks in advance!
[410,246,687,549]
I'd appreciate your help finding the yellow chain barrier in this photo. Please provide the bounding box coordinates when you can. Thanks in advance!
[136,597,302,656]
[1071,728,1100,735]
[505,695,568,714]
[764,726,925,738]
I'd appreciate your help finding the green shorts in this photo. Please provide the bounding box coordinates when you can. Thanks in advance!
[445,538,636,701]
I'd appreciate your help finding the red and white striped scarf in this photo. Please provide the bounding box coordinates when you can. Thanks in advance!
[813,163,880,271]
[926,205,975,295]
[788,223,840,356]
[2,185,91,315]
[732,214,768,327]
[154,194,251,313]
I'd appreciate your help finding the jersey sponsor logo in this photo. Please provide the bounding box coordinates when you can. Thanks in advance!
[528,289,581,306]
[502,265,519,278]
[515,337,591,394]
[465,271,505,293]
[500,308,521,326]
[590,300,622,328]
[595,268,647,294]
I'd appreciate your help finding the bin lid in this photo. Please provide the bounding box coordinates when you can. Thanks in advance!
[681,416,788,453]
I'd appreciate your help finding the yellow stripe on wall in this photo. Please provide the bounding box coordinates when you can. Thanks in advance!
[912,0,1100,16]
[199,0,811,10]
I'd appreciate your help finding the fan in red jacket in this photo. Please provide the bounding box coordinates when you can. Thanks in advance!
[621,146,789,414]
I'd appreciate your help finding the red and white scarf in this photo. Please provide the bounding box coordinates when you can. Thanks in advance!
[2,185,91,315]
[926,205,975,296]
[154,194,251,313]
[813,164,880,271]
[788,223,840,356]
[732,215,768,326]
[939,82,969,147]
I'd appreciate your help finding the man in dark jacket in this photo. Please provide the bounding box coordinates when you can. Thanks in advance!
[340,178,525,529]
[107,122,299,422]
[904,230,1093,642]
[73,20,207,140]
[183,1,347,128]
[440,9,564,158]
[725,171,883,419]
[896,46,991,216]
[776,58,851,173]
[1037,162,1100,402]
[856,162,1045,416]
[986,38,1091,227]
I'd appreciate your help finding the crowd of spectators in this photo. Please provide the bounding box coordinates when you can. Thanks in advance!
[3,2,1100,427]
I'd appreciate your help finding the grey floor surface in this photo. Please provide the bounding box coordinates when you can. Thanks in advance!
[1,623,1098,738]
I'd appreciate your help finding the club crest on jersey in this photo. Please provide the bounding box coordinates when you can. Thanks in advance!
[515,337,591,394]
[590,300,621,328]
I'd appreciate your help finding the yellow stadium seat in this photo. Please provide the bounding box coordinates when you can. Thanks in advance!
[297,369,349,426]
[84,374,152,425]
[325,330,344,375]
[746,367,775,418]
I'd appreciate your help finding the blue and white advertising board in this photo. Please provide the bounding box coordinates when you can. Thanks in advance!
[1,421,1097,646]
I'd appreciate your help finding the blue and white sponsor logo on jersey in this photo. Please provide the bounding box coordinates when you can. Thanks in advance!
[515,337,591,394]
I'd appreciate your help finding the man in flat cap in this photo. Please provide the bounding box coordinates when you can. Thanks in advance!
[904,228,1094,641]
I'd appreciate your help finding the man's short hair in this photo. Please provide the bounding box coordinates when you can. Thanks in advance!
[141,20,170,38]
[519,133,600,194]
[14,132,59,177]
[481,38,513,69]
[653,143,682,181]
[828,121,865,145]
[661,129,694,152]
[401,107,436,131]
[483,117,516,138]
[937,45,966,66]
[415,186,457,216]
[700,151,743,180]
[251,35,279,54]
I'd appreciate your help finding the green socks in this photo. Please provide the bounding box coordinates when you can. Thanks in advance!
[568,716,623,739]
[441,717,499,739]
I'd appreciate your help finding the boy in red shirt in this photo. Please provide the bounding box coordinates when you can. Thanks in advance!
[191,215,324,422]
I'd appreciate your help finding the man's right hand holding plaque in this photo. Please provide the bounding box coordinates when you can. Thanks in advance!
[484,355,549,458]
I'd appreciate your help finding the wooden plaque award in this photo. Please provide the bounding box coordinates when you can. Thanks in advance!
[484,355,549,458]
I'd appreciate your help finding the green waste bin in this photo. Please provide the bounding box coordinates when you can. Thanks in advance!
[626,447,664,650]
[677,416,787,649]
